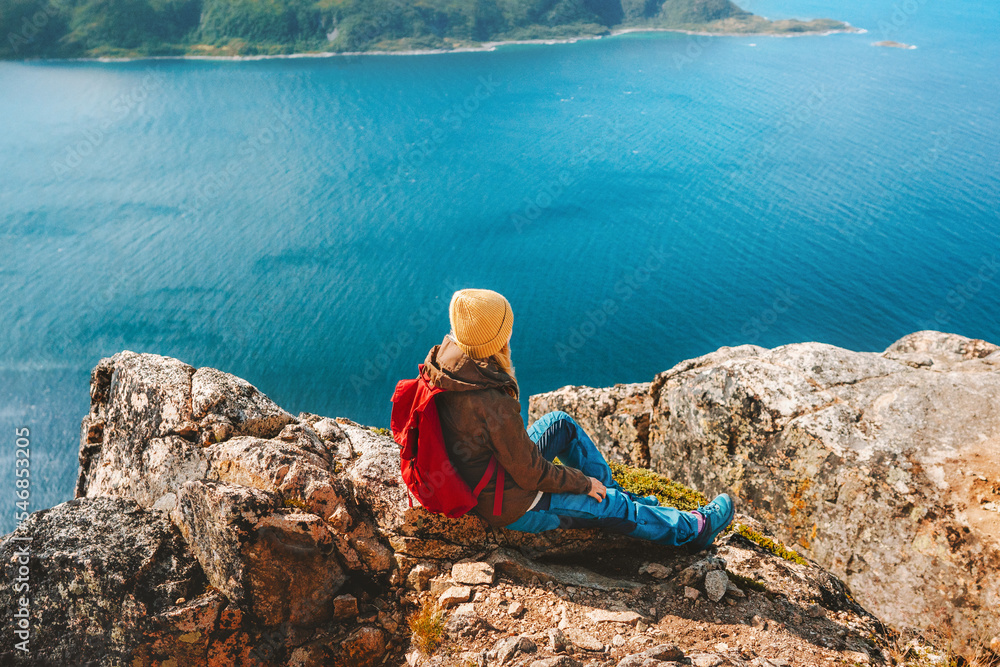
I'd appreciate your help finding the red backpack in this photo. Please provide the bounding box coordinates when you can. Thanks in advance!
[390,365,504,518]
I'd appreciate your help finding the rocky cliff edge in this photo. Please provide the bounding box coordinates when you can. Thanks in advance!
[0,342,978,666]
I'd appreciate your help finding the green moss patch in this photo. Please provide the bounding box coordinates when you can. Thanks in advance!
[732,523,808,566]
[608,461,708,511]
[281,497,309,510]
[725,570,769,594]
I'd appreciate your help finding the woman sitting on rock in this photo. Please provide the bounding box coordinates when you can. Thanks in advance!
[415,287,734,552]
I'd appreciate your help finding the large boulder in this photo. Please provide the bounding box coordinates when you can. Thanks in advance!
[0,496,206,664]
[76,351,295,508]
[530,330,1000,653]
[27,349,691,666]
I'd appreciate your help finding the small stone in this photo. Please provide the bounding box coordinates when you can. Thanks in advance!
[726,580,746,598]
[642,563,672,579]
[751,614,764,629]
[446,602,484,638]
[452,561,495,585]
[313,417,346,442]
[690,653,724,667]
[429,576,457,596]
[991,636,1000,653]
[714,643,728,652]
[509,601,526,618]
[586,609,644,625]
[684,586,700,600]
[529,657,582,667]
[495,635,534,664]
[649,606,657,616]
[806,603,825,618]
[211,422,233,443]
[461,651,488,667]
[379,610,400,634]
[328,505,352,532]
[439,585,472,609]
[564,628,605,652]
[406,563,436,592]
[548,627,569,652]
[517,636,538,657]
[646,644,684,661]
[677,557,727,586]
[612,634,626,647]
[333,594,358,620]
[175,598,186,605]
[705,570,728,602]
[636,620,648,633]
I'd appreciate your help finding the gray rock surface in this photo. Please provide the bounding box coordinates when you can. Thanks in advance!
[704,570,729,602]
[530,330,1000,653]
[0,496,205,665]
[0,345,966,665]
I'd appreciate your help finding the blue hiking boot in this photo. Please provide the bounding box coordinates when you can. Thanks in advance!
[685,493,735,554]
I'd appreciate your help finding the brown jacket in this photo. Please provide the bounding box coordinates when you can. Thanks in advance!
[421,335,591,528]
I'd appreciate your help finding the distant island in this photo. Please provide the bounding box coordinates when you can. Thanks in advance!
[1,0,856,60]
[873,40,916,49]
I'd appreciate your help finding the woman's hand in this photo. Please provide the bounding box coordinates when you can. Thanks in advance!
[587,476,606,503]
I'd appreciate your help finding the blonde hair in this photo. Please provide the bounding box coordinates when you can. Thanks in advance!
[490,340,518,399]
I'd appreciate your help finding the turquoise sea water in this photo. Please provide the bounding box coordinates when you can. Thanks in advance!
[1,0,998,533]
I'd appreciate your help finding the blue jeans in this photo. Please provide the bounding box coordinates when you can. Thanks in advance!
[504,411,700,546]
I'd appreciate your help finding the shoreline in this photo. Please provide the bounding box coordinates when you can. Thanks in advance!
[22,23,863,64]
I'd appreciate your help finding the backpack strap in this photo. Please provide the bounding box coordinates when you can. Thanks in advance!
[472,455,506,517]
[493,466,505,517]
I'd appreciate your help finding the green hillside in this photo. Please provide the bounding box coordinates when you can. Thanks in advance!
[1,0,851,59]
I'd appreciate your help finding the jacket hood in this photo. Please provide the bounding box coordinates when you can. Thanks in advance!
[422,335,518,396]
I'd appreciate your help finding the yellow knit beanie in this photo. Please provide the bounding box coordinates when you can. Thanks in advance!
[448,289,513,359]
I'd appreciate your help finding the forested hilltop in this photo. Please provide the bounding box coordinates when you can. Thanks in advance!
[1,0,852,59]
